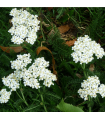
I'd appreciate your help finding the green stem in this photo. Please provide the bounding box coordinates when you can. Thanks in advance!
[89,96,91,112]
[82,63,87,79]
[96,96,101,106]
[16,90,24,102]
[16,90,28,107]
[20,89,28,107]
[41,94,47,112]
[83,70,87,79]
[16,90,23,100]
[38,89,47,112]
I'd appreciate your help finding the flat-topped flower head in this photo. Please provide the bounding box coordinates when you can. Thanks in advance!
[71,35,105,64]
[0,89,11,103]
[98,84,105,98]
[3,54,57,92]
[2,70,22,91]
[78,76,100,101]
[22,57,57,89]
[8,8,40,45]
[10,53,32,70]
[1,54,57,103]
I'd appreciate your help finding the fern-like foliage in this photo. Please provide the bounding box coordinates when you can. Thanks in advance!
[60,75,82,96]
[89,8,105,41]
[48,30,72,60]
[61,75,82,85]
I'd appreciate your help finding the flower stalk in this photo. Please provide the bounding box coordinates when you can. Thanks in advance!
[38,89,47,112]
[16,90,28,107]
[20,88,28,107]
[88,95,91,112]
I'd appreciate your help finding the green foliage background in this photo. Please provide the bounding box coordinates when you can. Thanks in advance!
[0,7,105,112]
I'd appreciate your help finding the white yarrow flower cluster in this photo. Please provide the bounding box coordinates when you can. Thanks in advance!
[0,89,12,103]
[71,35,105,64]
[78,76,100,101]
[22,57,57,89]
[0,54,57,103]
[98,84,105,98]
[10,53,32,70]
[2,70,22,91]
[8,8,40,45]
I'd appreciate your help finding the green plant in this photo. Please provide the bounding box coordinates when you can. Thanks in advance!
[1,7,105,112]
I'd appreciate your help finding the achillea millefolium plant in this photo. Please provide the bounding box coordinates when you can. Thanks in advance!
[1,7,105,112]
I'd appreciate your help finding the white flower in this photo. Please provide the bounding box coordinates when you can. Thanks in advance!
[14,25,28,39]
[22,57,57,89]
[78,76,100,101]
[9,8,20,17]
[1,54,57,104]
[0,89,12,103]
[2,55,57,94]
[10,53,32,70]
[71,35,105,64]
[98,84,105,98]
[2,70,22,91]
[11,35,24,44]
[8,8,40,45]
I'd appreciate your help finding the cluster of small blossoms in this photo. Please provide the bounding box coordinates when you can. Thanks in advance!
[10,53,32,70]
[2,70,23,91]
[0,89,12,103]
[98,84,105,98]
[2,53,31,93]
[78,76,100,101]
[71,35,105,64]
[22,57,57,89]
[8,8,40,45]
[0,54,57,103]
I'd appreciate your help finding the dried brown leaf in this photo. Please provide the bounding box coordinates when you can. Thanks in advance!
[58,25,70,34]
[65,39,76,47]
[0,45,24,53]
